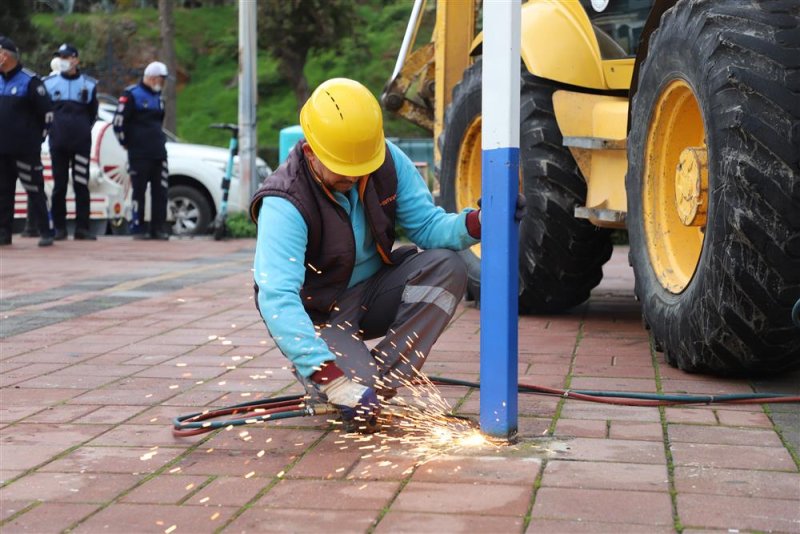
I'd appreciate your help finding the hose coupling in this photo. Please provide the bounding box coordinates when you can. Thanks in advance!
[306,403,338,417]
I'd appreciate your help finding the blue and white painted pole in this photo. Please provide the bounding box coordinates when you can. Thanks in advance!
[480,0,521,440]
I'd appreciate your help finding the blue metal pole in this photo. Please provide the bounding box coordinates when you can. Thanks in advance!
[480,0,521,439]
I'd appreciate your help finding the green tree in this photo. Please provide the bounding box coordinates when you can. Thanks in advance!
[257,0,361,112]
[0,0,39,52]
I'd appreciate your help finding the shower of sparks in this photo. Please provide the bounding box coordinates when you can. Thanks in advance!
[328,362,504,470]
[375,367,501,462]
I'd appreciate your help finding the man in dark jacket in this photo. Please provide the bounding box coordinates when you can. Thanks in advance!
[44,43,99,240]
[0,36,54,247]
[113,61,169,240]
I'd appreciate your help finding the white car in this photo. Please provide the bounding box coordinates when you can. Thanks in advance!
[16,99,271,236]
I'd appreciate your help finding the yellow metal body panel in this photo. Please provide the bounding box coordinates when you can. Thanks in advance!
[603,59,635,90]
[642,79,706,293]
[434,1,476,160]
[552,91,628,222]
[520,0,606,90]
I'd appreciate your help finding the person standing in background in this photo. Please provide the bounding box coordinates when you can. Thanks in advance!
[0,36,54,247]
[113,61,169,240]
[44,43,99,240]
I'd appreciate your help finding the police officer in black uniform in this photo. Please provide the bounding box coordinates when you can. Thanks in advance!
[44,43,99,240]
[0,36,54,247]
[113,61,170,240]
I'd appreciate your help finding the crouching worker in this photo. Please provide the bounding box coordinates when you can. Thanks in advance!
[251,78,487,433]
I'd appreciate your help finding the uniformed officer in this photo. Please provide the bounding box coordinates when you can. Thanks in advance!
[113,61,170,240]
[44,43,99,240]
[0,36,54,247]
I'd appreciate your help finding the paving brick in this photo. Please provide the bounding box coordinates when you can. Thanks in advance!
[412,455,541,485]
[715,409,773,428]
[256,479,399,511]
[0,501,35,522]
[176,449,290,477]
[668,424,783,447]
[555,419,607,438]
[70,387,177,406]
[1,423,112,449]
[673,466,800,498]
[670,442,796,470]
[0,444,70,470]
[572,364,656,379]
[184,475,268,506]
[39,445,185,475]
[15,373,117,389]
[0,470,23,485]
[1,387,84,408]
[119,474,210,504]
[608,421,663,441]
[225,507,377,533]
[665,407,718,425]
[0,472,141,503]
[531,487,673,526]
[0,364,66,387]
[24,404,99,424]
[558,437,665,464]
[71,503,237,533]
[70,405,146,425]
[376,511,523,533]
[391,481,531,515]
[0,502,98,534]
[542,460,669,492]
[559,403,661,423]
[202,427,324,454]
[527,519,675,533]
[569,376,658,393]
[677,494,800,532]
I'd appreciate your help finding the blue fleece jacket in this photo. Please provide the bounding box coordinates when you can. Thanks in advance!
[254,140,478,378]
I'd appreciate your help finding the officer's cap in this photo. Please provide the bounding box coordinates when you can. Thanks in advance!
[54,43,79,57]
[0,36,18,54]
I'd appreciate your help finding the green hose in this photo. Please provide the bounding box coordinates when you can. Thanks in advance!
[430,376,799,404]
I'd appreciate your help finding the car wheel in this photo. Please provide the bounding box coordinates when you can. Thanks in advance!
[168,185,212,236]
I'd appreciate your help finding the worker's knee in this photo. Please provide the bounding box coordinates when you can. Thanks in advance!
[419,248,467,297]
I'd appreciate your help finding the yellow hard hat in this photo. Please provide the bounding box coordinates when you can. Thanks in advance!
[300,78,385,177]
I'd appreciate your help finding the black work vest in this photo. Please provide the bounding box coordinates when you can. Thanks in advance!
[251,141,405,321]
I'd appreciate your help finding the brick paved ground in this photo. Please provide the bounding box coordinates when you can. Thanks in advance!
[1,237,798,533]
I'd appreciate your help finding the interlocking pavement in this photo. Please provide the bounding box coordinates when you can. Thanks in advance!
[1,236,798,533]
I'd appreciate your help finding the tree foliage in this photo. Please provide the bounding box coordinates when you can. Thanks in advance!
[0,0,40,53]
[257,0,362,112]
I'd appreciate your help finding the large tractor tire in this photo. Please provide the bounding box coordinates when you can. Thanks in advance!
[627,0,800,375]
[439,61,612,313]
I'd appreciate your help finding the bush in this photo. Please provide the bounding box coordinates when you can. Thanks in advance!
[224,211,257,238]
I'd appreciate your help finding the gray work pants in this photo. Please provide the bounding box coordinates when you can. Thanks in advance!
[299,249,467,397]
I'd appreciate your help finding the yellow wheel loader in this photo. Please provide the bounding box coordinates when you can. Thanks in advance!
[382,0,800,375]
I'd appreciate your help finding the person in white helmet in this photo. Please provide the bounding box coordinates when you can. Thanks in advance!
[113,61,170,240]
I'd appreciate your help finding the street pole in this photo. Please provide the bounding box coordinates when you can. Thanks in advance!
[479,0,521,440]
[239,0,258,205]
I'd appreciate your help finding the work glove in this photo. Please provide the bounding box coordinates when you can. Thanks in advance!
[466,194,527,239]
[311,362,381,433]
